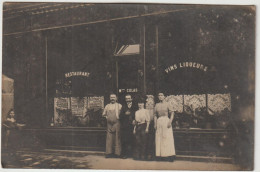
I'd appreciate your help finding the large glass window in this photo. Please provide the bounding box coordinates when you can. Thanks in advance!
[48,23,112,127]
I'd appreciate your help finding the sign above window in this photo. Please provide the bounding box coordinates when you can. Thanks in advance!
[65,71,90,78]
[165,62,209,74]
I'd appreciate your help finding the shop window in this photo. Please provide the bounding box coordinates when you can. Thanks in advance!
[165,95,183,113]
[53,96,106,127]
[208,94,231,112]
[164,93,232,129]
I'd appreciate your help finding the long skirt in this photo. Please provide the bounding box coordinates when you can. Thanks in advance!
[133,123,147,159]
[146,121,155,158]
[155,116,176,157]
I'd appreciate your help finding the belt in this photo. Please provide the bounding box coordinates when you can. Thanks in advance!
[158,115,168,118]
[136,122,146,125]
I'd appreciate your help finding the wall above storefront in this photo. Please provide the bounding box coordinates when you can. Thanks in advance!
[3,3,255,126]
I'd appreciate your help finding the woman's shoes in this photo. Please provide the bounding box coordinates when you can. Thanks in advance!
[167,156,175,162]
[120,155,128,159]
[105,154,120,158]
[155,156,175,162]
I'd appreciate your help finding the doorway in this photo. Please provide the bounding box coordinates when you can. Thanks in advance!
[116,55,141,103]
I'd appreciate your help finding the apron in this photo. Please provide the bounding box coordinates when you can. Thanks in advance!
[156,116,176,157]
[106,107,121,155]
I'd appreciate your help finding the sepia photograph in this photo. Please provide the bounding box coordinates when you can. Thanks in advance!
[1,2,256,170]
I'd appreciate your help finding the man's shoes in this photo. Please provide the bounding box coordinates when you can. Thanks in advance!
[121,155,127,159]
[114,155,120,158]
[105,154,113,158]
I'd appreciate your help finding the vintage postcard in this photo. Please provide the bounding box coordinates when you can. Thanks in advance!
[1,2,255,170]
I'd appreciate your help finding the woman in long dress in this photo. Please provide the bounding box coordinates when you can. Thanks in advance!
[154,92,176,162]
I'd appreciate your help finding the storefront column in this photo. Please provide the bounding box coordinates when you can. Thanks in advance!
[116,59,119,96]
[45,36,49,124]
[143,24,146,95]
[155,25,159,94]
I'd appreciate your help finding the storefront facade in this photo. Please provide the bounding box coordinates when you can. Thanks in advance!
[2,3,255,166]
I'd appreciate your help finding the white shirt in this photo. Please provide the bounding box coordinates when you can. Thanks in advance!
[135,109,150,124]
[127,102,132,109]
[102,102,122,119]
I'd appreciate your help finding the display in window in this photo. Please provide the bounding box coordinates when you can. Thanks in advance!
[71,97,87,117]
[53,96,105,127]
[146,95,155,110]
[184,94,206,111]
[208,93,231,112]
[87,96,104,110]
[54,97,70,126]
[165,95,183,113]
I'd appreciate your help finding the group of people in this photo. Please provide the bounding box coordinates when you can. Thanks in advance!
[102,92,176,162]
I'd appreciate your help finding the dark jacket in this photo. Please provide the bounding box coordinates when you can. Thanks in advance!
[120,102,138,129]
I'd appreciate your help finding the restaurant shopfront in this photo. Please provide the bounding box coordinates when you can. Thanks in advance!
[2,3,255,165]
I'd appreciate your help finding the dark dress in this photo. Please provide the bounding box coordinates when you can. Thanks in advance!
[120,102,138,158]
[133,109,150,160]
[146,110,155,160]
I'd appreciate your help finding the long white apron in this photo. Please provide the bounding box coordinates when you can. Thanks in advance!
[155,116,176,157]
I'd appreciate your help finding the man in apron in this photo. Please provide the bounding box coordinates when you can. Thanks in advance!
[102,94,122,158]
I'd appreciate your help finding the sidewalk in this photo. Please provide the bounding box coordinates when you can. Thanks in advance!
[1,148,241,170]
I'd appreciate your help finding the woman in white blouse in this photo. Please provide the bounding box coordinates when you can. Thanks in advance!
[133,98,150,160]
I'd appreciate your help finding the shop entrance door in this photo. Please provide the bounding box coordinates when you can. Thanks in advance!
[116,56,141,103]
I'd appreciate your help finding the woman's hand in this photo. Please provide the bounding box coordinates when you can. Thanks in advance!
[133,130,136,134]
[167,121,172,128]
[145,128,149,133]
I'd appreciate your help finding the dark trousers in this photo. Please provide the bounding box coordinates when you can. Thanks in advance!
[121,127,134,157]
[146,121,155,159]
[134,123,147,159]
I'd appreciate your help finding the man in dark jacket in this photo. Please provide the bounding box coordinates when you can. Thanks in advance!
[120,94,138,159]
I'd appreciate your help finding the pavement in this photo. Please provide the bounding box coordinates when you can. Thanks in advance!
[1,148,242,170]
